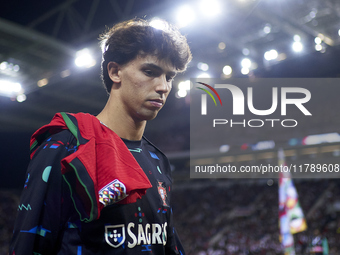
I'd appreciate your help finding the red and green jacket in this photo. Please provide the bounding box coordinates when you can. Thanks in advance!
[10,112,185,255]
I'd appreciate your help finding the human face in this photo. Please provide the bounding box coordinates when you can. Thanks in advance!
[113,55,176,122]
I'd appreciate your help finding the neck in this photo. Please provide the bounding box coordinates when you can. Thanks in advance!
[97,95,146,141]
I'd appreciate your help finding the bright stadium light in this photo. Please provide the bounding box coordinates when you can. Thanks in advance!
[197,62,209,71]
[314,37,322,44]
[75,48,96,68]
[263,24,271,34]
[0,62,8,71]
[13,65,20,72]
[264,49,278,61]
[16,94,26,103]
[241,58,251,68]
[0,61,20,75]
[197,72,211,78]
[293,35,301,42]
[315,44,322,51]
[292,41,303,52]
[178,80,191,91]
[150,18,168,30]
[241,67,250,75]
[222,65,232,75]
[264,51,271,61]
[176,89,188,98]
[176,5,195,28]
[199,0,221,18]
[0,80,22,96]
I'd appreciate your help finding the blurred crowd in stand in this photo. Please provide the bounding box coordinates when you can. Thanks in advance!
[0,191,19,255]
[172,179,340,255]
[1,179,340,254]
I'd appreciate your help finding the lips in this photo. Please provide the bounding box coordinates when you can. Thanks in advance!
[148,98,164,108]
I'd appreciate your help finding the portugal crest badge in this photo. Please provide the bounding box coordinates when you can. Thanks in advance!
[157,181,169,207]
[99,179,127,207]
[105,224,125,248]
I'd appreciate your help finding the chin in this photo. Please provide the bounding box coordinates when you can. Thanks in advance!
[136,111,159,121]
[145,114,158,121]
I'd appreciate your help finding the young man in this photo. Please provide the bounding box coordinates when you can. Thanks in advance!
[10,18,192,254]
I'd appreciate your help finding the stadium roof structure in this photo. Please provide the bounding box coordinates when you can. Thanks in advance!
[1,0,340,132]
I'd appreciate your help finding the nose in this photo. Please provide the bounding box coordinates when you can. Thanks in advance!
[155,75,171,95]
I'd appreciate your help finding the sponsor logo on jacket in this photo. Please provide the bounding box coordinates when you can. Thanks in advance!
[105,222,168,248]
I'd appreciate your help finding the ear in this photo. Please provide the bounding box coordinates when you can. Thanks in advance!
[107,62,121,84]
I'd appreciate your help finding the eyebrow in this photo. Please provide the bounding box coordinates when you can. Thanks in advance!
[142,63,177,77]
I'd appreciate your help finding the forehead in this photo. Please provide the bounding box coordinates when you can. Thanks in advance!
[128,54,177,73]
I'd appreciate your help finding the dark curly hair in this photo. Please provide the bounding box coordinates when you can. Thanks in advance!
[99,18,192,93]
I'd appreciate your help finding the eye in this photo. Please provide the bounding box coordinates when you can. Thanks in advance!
[166,75,176,82]
[166,74,176,82]
[143,69,155,76]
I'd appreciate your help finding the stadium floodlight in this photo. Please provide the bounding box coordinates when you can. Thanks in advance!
[197,72,211,78]
[176,5,195,28]
[176,89,188,98]
[0,61,20,74]
[242,48,250,56]
[292,41,303,52]
[315,44,322,51]
[0,80,22,96]
[178,80,191,91]
[264,51,271,61]
[293,35,301,42]
[241,58,251,68]
[222,65,232,75]
[75,48,96,68]
[314,37,322,44]
[241,67,250,75]
[264,49,278,61]
[0,62,8,71]
[150,18,168,30]
[13,65,20,72]
[263,24,271,34]
[16,94,26,103]
[197,62,209,71]
[218,42,226,50]
[199,0,221,18]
